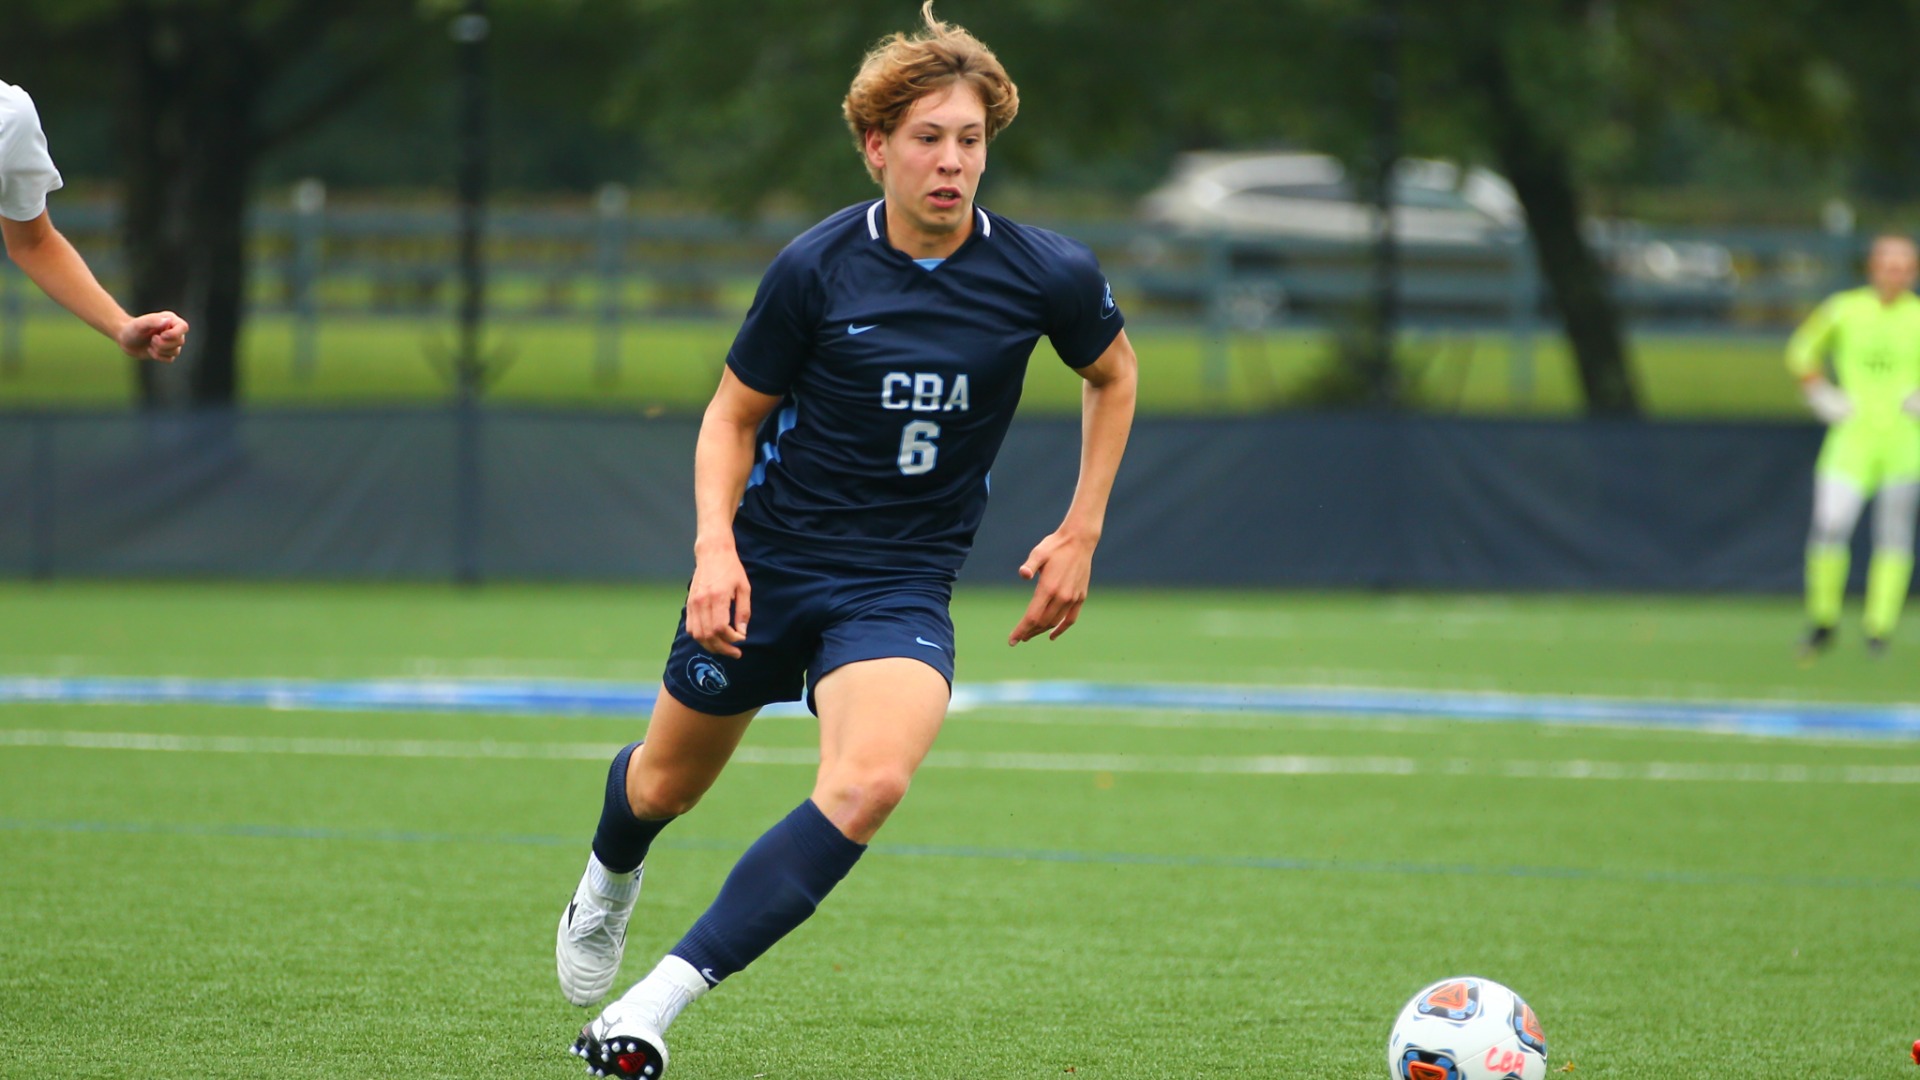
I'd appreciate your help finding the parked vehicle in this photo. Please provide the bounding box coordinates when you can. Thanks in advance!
[1138,151,1735,322]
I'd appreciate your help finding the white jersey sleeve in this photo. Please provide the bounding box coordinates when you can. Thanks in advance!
[0,81,65,222]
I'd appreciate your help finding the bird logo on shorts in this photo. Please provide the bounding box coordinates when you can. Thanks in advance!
[687,654,731,695]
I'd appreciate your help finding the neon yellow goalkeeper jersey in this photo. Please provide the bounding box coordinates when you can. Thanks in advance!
[1787,287,1920,421]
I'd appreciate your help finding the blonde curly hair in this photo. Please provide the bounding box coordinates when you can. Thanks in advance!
[842,1,1020,184]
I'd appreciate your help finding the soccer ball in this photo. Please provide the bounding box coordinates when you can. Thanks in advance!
[1386,976,1548,1080]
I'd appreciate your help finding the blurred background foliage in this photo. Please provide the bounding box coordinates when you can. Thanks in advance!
[9,0,1914,215]
[2,0,1918,410]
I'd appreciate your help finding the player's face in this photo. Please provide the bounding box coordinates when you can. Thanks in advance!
[1868,238,1918,297]
[866,84,987,252]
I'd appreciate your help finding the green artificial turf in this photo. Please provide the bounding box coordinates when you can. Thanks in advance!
[2,584,1916,1079]
[0,584,1907,702]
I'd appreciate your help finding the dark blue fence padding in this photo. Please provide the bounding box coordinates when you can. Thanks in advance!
[475,412,698,578]
[1398,421,1821,590]
[0,421,34,573]
[5,411,450,578]
[0,410,701,580]
[964,415,1828,591]
[0,409,1839,590]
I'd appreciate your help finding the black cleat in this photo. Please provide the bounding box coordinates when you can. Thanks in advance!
[1797,625,1835,663]
[571,1009,667,1079]
[1866,636,1889,658]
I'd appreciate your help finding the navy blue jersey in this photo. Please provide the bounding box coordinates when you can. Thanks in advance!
[725,199,1124,575]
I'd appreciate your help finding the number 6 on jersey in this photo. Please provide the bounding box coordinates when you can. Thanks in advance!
[897,420,940,475]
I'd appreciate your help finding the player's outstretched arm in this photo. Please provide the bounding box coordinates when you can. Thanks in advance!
[0,211,187,362]
[1010,329,1138,646]
[688,368,782,658]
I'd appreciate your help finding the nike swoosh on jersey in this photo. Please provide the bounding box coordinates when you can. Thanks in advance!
[848,323,879,335]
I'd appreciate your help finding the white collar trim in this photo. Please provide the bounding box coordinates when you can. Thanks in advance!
[865,200,990,242]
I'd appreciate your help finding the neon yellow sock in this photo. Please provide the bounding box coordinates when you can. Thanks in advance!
[1865,551,1914,638]
[1806,546,1849,628]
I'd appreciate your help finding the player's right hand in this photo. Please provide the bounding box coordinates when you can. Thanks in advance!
[118,311,189,362]
[1803,379,1852,425]
[686,549,751,658]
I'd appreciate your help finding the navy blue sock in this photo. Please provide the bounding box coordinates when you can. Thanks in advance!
[590,741,675,874]
[670,799,866,985]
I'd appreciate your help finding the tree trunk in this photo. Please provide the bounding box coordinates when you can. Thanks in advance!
[1471,46,1641,416]
[123,3,257,409]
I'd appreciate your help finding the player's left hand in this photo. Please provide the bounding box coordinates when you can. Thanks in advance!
[118,311,189,362]
[1009,529,1096,645]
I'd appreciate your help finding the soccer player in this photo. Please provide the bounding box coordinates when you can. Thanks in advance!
[0,79,187,362]
[1788,233,1920,658]
[556,5,1137,1076]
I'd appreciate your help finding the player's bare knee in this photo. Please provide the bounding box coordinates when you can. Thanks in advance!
[853,771,914,819]
[628,771,707,819]
[818,767,913,827]
[861,769,913,818]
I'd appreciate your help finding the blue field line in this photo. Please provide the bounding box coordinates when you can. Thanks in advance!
[4,817,1916,894]
[0,675,675,717]
[1,674,1918,739]
[962,680,1920,739]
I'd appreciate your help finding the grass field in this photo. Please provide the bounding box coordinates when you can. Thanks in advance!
[0,312,1805,418]
[2,584,1916,1079]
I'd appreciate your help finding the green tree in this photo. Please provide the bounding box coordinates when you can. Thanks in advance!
[1429,2,1643,414]
[594,0,1329,210]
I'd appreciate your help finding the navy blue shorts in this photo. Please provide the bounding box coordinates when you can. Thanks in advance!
[661,531,957,717]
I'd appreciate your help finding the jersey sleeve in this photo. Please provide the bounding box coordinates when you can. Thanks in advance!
[1785,295,1839,380]
[1042,240,1124,369]
[0,85,64,223]
[724,244,821,396]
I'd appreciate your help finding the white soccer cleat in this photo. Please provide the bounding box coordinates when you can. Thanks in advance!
[570,998,668,1079]
[568,957,707,1079]
[556,855,641,1007]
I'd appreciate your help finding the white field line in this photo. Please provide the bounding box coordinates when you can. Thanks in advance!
[2,728,1917,784]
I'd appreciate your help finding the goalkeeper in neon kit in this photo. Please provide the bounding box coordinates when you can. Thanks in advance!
[1787,234,1920,658]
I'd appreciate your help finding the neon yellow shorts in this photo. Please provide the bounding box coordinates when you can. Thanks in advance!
[1816,418,1920,492]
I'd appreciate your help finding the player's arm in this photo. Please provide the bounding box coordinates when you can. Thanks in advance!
[0,211,188,362]
[1010,328,1138,645]
[687,367,782,658]
[1786,297,1849,423]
